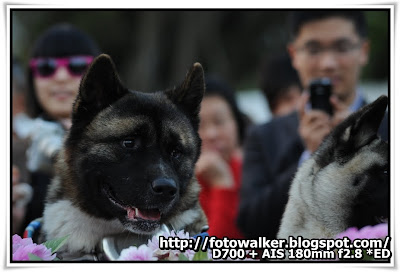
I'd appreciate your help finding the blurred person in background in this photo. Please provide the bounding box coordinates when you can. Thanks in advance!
[238,10,388,240]
[12,57,32,235]
[196,76,249,239]
[259,53,302,117]
[13,23,101,233]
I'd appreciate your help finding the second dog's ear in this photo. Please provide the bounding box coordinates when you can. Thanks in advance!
[165,63,205,129]
[316,95,388,167]
[338,95,388,150]
[72,54,128,123]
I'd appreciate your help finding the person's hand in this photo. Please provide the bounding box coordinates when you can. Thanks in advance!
[330,95,352,127]
[12,166,25,205]
[195,151,234,189]
[297,93,332,153]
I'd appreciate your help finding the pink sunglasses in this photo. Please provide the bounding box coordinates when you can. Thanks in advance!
[29,55,94,78]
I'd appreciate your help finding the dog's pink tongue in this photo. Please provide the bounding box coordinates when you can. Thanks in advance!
[126,207,161,221]
[137,208,161,221]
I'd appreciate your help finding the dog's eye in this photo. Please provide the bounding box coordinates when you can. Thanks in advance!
[121,139,137,149]
[171,149,181,160]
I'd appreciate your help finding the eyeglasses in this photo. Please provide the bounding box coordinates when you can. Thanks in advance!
[296,40,362,58]
[30,55,94,78]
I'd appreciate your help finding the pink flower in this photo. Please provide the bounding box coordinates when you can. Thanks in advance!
[12,235,33,254]
[147,230,170,252]
[12,234,56,261]
[183,248,196,260]
[336,223,388,241]
[118,244,157,261]
[120,229,210,261]
[173,229,191,240]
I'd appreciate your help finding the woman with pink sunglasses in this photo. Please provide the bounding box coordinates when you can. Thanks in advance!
[13,24,101,235]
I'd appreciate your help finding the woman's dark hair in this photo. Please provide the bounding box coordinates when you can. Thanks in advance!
[204,75,248,144]
[26,23,101,118]
[288,10,368,41]
[259,53,301,112]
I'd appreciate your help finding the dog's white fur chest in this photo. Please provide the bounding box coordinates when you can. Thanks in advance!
[42,199,125,253]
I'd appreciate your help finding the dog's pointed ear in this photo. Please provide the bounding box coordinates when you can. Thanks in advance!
[165,63,205,129]
[339,95,388,149]
[72,54,128,122]
[315,95,387,167]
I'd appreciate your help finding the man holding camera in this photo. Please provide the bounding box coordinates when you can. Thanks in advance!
[237,10,388,239]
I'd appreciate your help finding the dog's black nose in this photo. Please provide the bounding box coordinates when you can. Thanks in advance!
[151,178,177,198]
